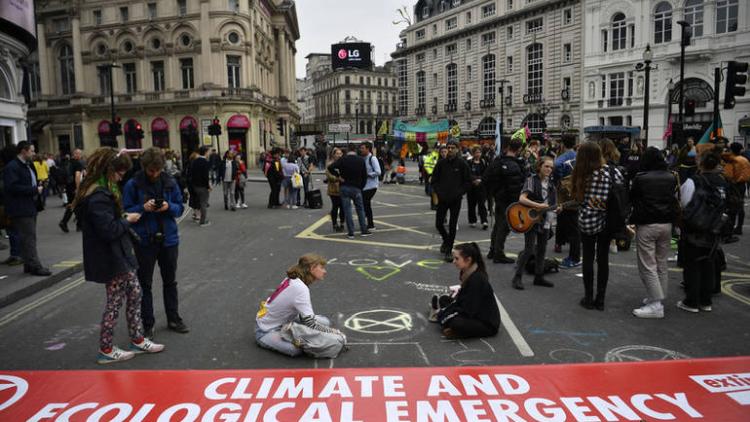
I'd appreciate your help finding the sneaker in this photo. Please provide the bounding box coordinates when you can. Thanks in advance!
[129,338,165,354]
[470,223,477,228]
[482,223,488,230]
[677,300,699,313]
[430,294,439,310]
[291,205,299,210]
[560,257,581,269]
[58,221,69,233]
[97,346,135,364]
[633,302,664,319]
[242,203,248,209]
[200,221,212,227]
[361,231,373,237]
[168,319,190,333]
[699,305,712,312]
[609,243,618,254]
[511,276,525,290]
[428,307,439,323]
[346,233,355,239]
[667,254,678,262]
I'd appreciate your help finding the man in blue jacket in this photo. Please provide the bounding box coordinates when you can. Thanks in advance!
[123,148,188,338]
[3,142,51,276]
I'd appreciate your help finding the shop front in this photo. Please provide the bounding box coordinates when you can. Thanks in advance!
[97,120,116,148]
[179,116,199,164]
[151,118,169,149]
[124,118,142,149]
[227,114,250,157]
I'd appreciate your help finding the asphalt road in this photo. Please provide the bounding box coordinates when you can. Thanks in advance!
[1,177,749,370]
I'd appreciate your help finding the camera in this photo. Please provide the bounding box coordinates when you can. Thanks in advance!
[152,232,165,244]
[153,198,164,209]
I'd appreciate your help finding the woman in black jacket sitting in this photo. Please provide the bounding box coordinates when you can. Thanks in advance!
[429,242,500,339]
[73,147,165,364]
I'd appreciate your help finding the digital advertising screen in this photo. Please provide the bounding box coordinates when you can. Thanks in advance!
[331,42,372,70]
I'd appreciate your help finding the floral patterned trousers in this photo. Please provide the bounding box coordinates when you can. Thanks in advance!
[100,271,144,352]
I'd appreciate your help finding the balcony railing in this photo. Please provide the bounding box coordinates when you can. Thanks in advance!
[444,102,458,112]
[91,96,106,104]
[48,98,71,107]
[174,90,190,98]
[415,106,426,116]
[479,97,495,109]
[146,92,161,101]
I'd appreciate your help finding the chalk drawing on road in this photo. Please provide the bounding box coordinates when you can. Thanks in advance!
[549,348,596,364]
[43,324,100,351]
[722,279,750,307]
[343,342,431,366]
[344,310,413,334]
[356,266,401,281]
[605,345,690,362]
[404,281,450,294]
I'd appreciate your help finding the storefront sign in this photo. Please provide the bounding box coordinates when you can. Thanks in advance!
[1,357,748,421]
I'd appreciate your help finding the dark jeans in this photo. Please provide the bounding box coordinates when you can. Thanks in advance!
[682,241,716,308]
[135,244,180,330]
[340,185,368,235]
[733,183,745,231]
[581,231,611,302]
[11,216,42,269]
[234,183,245,204]
[515,229,548,278]
[329,195,344,226]
[7,226,20,257]
[194,186,209,224]
[363,188,377,227]
[466,186,487,224]
[300,174,311,206]
[267,179,281,207]
[490,200,511,256]
[435,198,462,250]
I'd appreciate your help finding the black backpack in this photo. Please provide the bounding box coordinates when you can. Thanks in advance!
[682,175,727,235]
[605,165,630,234]
[370,155,385,181]
[525,255,560,275]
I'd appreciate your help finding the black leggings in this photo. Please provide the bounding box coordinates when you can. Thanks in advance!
[581,230,611,303]
[329,195,344,225]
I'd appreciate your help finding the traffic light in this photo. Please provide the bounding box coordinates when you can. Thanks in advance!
[685,99,696,117]
[208,118,221,136]
[277,118,284,136]
[724,61,748,109]
[111,116,122,136]
[680,23,692,47]
[135,123,144,140]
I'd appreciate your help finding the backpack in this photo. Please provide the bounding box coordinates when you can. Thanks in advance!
[370,155,385,181]
[682,175,727,236]
[525,255,560,275]
[605,165,630,234]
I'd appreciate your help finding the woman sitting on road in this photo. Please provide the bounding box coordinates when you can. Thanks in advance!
[255,254,345,357]
[73,147,165,364]
[429,243,500,339]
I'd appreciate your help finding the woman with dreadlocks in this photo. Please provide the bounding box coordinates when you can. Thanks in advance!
[73,147,165,364]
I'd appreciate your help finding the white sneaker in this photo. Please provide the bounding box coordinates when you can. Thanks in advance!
[129,338,165,354]
[97,346,135,364]
[236,202,241,208]
[677,300,699,313]
[633,302,664,319]
[241,203,248,209]
[699,305,712,312]
[470,223,477,228]
[609,243,618,254]
[291,205,299,209]
[428,307,439,323]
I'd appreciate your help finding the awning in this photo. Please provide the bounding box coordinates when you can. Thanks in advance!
[97,120,110,135]
[152,117,169,132]
[124,119,141,134]
[179,116,198,131]
[584,126,641,136]
[227,114,250,129]
[739,117,750,130]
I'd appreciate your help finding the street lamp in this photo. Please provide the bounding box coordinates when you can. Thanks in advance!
[667,78,674,146]
[100,62,120,146]
[676,20,691,146]
[640,45,653,146]
[496,79,510,141]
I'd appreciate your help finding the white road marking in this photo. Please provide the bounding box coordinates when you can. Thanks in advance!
[495,293,534,357]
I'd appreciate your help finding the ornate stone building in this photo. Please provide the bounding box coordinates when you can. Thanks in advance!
[582,0,750,147]
[28,0,299,162]
[391,0,583,139]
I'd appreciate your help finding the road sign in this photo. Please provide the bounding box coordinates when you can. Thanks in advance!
[328,123,352,133]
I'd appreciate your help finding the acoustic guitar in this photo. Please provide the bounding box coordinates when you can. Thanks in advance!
[505,201,575,234]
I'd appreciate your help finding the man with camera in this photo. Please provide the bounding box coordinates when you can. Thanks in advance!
[123,148,188,338]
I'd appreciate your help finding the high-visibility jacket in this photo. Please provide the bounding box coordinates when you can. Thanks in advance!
[423,151,439,175]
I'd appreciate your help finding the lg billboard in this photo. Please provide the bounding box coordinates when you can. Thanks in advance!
[331,43,372,70]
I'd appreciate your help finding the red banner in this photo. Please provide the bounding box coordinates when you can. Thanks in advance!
[1,357,748,421]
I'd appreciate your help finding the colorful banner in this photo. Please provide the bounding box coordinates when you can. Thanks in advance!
[1,357,749,421]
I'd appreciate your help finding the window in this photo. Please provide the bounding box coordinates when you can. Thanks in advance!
[439,1,447,12]
[563,77,571,94]
[466,38,472,50]
[120,6,129,22]
[433,24,438,35]
[609,72,625,106]
[345,76,350,84]
[526,43,543,96]
[466,12,472,24]
[93,10,102,25]
[482,4,496,18]
[148,3,157,19]
[445,43,457,57]
[227,55,241,88]
[228,0,239,12]
[433,73,438,87]
[508,0,513,10]
[524,114,545,134]
[716,0,738,34]
[466,65,472,81]
[416,71,426,109]
[481,31,496,46]
[422,7,430,19]
[654,2,672,44]
[526,18,543,34]
[601,75,606,99]
[124,63,137,93]
[180,58,194,89]
[367,77,371,85]
[602,30,608,52]
[122,40,134,53]
[151,61,165,92]
[561,115,572,129]
[612,13,626,51]
[178,0,187,16]
[151,38,162,50]
[378,78,382,86]
[507,56,513,72]
[506,86,513,102]
[684,0,703,37]
[479,117,496,135]
[97,66,110,96]
[28,62,40,100]
[59,45,75,95]
[482,54,495,101]
[180,33,192,47]
[53,18,70,33]
[416,29,425,40]
[452,0,461,6]
[563,8,572,25]
[507,26,513,40]
[446,17,457,31]
[446,63,457,106]
[227,31,240,44]
[627,71,633,97]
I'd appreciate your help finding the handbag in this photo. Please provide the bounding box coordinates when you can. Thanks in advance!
[291,172,303,189]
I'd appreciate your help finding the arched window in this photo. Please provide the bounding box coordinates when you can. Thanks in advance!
[612,13,626,51]
[59,44,76,95]
[0,69,11,99]
[716,0,738,34]
[482,54,495,101]
[446,63,457,105]
[684,0,704,37]
[478,117,496,136]
[416,71,426,109]
[526,44,543,95]
[654,2,672,44]
[522,113,546,134]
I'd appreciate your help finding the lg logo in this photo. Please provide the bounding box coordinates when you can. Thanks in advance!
[0,375,28,412]
[338,49,361,60]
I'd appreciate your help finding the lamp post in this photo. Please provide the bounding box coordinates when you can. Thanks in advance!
[676,20,691,146]
[667,78,674,146]
[496,79,510,141]
[642,45,653,146]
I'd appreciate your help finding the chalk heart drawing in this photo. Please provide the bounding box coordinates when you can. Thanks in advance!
[416,259,444,270]
[356,266,401,281]
[344,309,413,334]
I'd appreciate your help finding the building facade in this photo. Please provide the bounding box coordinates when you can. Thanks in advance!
[392,0,583,139]
[311,61,398,136]
[28,0,299,163]
[582,0,750,148]
[0,2,36,147]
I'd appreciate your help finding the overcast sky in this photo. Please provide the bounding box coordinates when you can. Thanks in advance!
[294,0,409,78]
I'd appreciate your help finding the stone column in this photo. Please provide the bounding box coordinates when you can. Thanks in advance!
[199,0,213,86]
[71,16,85,94]
[277,29,287,98]
[36,23,51,96]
